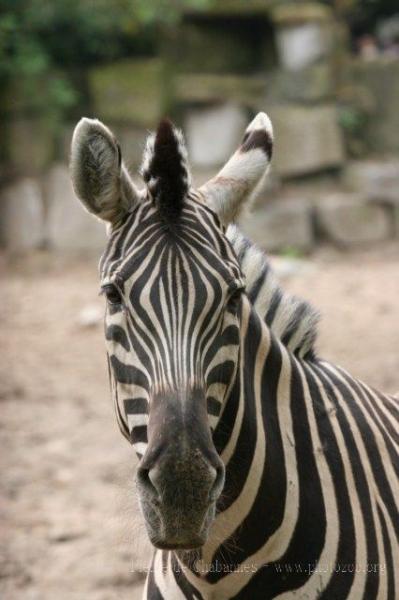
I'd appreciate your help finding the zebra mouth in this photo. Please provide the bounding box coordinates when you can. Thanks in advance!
[142,497,217,551]
[152,535,206,550]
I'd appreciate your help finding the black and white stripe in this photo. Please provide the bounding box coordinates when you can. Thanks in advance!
[147,294,398,599]
[70,113,398,599]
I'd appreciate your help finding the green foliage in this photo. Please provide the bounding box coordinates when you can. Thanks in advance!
[0,0,209,120]
[280,246,305,260]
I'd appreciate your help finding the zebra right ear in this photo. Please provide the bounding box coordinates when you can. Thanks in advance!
[199,112,273,226]
[70,118,142,224]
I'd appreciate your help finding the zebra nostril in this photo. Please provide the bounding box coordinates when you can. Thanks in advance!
[209,463,225,502]
[137,467,159,500]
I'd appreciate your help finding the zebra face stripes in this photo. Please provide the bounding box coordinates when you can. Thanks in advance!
[71,114,399,598]
[101,194,245,548]
[70,114,273,549]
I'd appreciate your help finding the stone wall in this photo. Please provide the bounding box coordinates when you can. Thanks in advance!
[178,2,345,177]
[0,165,106,254]
[1,0,399,255]
[239,159,399,253]
[1,159,398,255]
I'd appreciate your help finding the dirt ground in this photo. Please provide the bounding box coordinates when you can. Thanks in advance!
[1,244,398,600]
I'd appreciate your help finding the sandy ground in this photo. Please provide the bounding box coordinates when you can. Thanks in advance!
[1,244,398,600]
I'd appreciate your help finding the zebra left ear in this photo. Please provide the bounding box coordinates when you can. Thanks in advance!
[199,112,273,226]
[70,118,142,224]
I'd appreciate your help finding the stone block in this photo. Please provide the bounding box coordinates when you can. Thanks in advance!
[272,3,333,26]
[239,199,314,253]
[342,160,399,204]
[185,103,248,168]
[45,164,107,252]
[89,59,164,127]
[0,178,45,250]
[345,57,399,154]
[7,117,56,174]
[271,63,334,103]
[269,105,345,177]
[394,206,399,238]
[315,193,392,246]
[184,0,271,16]
[175,74,265,107]
[275,22,333,71]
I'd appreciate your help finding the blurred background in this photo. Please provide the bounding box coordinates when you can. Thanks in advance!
[0,1,398,599]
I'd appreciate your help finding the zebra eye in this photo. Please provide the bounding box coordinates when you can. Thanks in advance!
[227,287,243,313]
[103,284,122,306]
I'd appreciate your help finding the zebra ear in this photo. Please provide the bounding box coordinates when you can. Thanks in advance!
[70,118,142,223]
[199,112,273,226]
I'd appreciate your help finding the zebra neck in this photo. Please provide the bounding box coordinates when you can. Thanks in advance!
[226,225,319,360]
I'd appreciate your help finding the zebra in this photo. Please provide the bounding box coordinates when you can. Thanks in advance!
[70,112,398,599]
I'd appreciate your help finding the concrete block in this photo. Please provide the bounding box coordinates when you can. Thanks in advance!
[276,22,332,71]
[316,192,392,246]
[273,63,334,103]
[175,73,265,106]
[89,59,164,127]
[45,164,107,252]
[7,118,55,174]
[269,105,345,177]
[0,178,45,250]
[239,198,314,253]
[343,160,399,204]
[185,103,248,168]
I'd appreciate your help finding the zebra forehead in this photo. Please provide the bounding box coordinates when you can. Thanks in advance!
[100,198,243,284]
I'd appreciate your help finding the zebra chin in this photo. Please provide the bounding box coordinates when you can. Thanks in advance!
[139,497,217,550]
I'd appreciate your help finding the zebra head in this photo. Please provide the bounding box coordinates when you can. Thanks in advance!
[70,113,273,550]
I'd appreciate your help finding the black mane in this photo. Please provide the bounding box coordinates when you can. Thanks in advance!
[141,119,191,222]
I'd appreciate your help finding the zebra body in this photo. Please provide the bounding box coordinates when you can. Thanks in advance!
[140,223,398,599]
[70,112,398,599]
[147,300,398,598]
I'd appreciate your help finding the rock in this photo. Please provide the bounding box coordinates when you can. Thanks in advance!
[0,178,45,251]
[315,193,392,246]
[394,206,399,238]
[270,63,334,103]
[89,59,164,127]
[239,199,314,253]
[185,103,248,168]
[272,3,333,72]
[276,22,333,71]
[272,3,333,26]
[342,160,399,204]
[344,57,399,154]
[183,0,271,16]
[175,73,265,106]
[6,117,55,175]
[45,164,107,252]
[269,105,345,177]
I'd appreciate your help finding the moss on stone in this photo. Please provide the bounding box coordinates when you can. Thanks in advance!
[175,73,265,106]
[89,59,164,127]
[272,2,333,25]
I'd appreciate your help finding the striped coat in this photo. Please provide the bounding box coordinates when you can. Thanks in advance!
[145,224,398,599]
[70,112,398,599]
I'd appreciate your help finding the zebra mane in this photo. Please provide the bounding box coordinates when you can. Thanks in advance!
[140,119,192,222]
[226,225,319,360]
